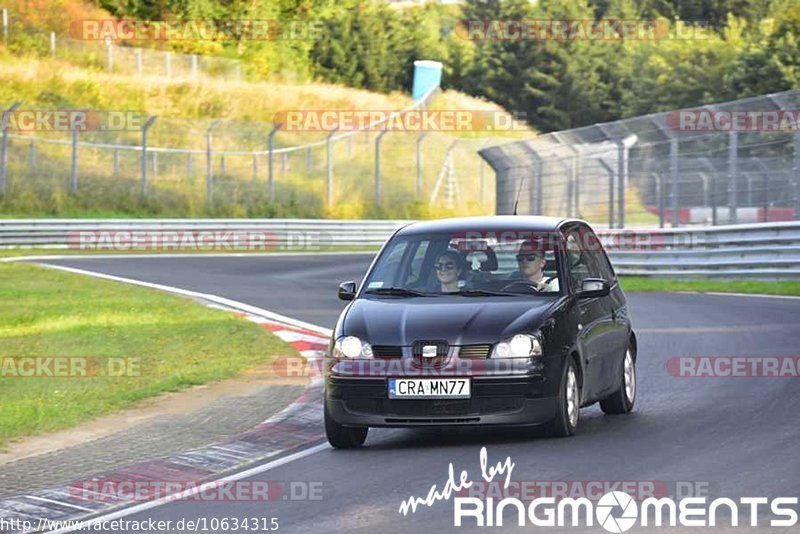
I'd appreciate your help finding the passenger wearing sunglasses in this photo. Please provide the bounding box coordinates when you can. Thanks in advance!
[434,250,464,293]
[515,239,559,292]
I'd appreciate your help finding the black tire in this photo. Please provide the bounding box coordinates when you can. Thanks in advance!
[324,401,368,449]
[547,357,580,437]
[600,343,636,415]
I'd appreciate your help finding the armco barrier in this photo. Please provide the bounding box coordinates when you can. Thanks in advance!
[0,219,410,249]
[1,219,799,279]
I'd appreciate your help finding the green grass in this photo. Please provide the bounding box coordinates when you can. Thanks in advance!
[0,262,298,447]
[619,276,800,296]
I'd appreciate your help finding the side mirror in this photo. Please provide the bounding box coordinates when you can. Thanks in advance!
[338,281,357,301]
[577,278,610,299]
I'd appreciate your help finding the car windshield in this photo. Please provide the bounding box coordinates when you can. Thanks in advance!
[363,231,562,297]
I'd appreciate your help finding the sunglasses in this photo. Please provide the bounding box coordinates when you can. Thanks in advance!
[434,262,457,271]
[516,253,543,262]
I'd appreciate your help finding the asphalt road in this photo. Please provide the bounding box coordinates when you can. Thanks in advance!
[30,254,800,533]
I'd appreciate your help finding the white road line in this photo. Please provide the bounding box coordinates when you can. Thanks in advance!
[639,323,800,334]
[25,263,333,336]
[46,443,330,534]
[676,290,800,300]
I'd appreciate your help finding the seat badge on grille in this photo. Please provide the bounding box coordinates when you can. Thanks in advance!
[422,345,438,358]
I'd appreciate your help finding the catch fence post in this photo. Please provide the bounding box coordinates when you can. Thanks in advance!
[141,115,157,196]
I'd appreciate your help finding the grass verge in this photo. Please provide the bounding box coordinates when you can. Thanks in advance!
[0,262,297,448]
[619,276,800,296]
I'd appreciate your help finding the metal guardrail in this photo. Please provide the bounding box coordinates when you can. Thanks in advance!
[0,219,411,248]
[599,221,800,278]
[2,219,799,279]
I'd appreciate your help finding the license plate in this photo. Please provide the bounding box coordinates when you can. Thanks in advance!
[388,378,471,399]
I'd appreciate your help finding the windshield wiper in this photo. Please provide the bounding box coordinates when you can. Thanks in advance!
[364,287,430,297]
[451,289,518,297]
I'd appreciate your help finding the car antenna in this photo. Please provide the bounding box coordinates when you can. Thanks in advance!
[512,177,526,215]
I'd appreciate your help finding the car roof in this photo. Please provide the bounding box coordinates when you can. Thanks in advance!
[395,216,585,236]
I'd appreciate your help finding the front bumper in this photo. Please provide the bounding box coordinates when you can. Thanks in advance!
[325,375,557,427]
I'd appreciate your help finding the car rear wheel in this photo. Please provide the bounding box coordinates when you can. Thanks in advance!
[324,401,368,449]
[600,344,636,415]
[547,357,579,437]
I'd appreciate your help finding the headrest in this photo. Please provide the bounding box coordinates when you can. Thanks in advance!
[465,246,498,271]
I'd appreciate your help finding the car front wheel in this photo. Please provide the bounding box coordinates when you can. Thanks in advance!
[324,401,368,449]
[600,344,636,414]
[547,357,580,437]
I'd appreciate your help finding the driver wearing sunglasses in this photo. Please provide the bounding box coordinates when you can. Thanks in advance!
[434,250,464,293]
[515,239,559,292]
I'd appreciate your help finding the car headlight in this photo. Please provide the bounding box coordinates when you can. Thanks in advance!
[333,336,373,359]
[491,333,543,358]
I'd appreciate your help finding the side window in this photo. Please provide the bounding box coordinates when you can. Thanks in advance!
[564,229,590,292]
[581,227,616,281]
[564,225,616,291]
[366,240,408,288]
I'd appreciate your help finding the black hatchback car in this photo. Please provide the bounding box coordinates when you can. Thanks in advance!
[324,216,637,448]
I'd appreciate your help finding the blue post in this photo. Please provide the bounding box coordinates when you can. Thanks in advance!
[412,60,443,102]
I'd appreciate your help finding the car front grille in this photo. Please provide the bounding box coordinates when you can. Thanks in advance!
[371,345,403,358]
[371,344,491,359]
[458,344,491,358]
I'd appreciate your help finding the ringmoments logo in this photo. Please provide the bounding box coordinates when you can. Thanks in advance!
[596,491,637,533]
[397,448,799,531]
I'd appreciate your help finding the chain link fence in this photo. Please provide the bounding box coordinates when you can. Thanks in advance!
[482,90,800,228]
[1,8,241,81]
[0,89,508,217]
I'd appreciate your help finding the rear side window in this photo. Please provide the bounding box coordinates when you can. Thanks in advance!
[563,224,616,292]
[564,229,591,292]
[578,225,616,282]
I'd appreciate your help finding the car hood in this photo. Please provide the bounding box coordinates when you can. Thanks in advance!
[341,295,564,345]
